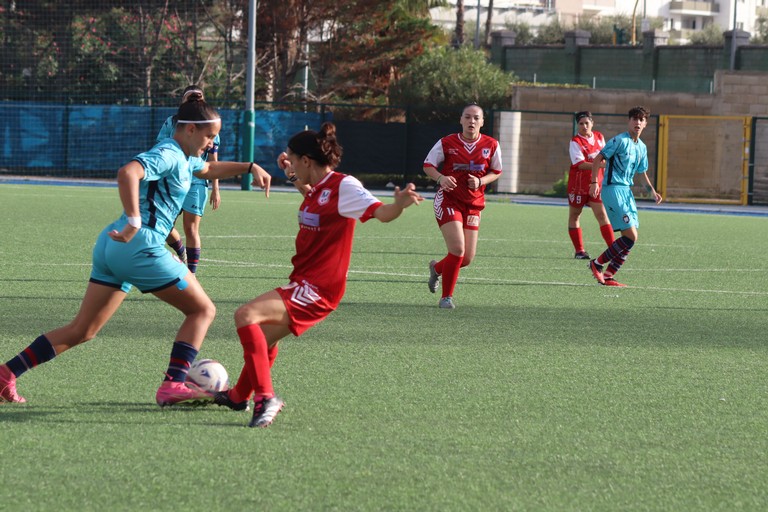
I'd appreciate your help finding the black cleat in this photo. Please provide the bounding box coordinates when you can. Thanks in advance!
[213,390,250,411]
[248,395,285,428]
[428,260,440,293]
[574,251,590,260]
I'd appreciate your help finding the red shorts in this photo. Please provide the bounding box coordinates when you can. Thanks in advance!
[433,192,482,230]
[568,192,602,209]
[275,281,337,336]
[567,169,602,209]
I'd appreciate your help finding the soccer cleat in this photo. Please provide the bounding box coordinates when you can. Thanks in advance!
[438,296,456,309]
[574,251,590,260]
[603,278,627,287]
[213,390,250,412]
[0,365,26,403]
[428,260,440,293]
[248,395,284,428]
[156,380,213,407]
[588,259,605,285]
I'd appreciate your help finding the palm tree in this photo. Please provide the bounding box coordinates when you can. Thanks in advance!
[484,0,494,47]
[455,0,465,47]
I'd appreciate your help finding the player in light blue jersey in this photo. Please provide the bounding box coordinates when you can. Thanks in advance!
[587,106,662,287]
[159,85,221,272]
[0,98,272,407]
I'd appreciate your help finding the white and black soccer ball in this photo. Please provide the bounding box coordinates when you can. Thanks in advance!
[187,359,229,393]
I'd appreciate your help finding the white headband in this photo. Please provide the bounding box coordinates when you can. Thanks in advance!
[176,118,221,124]
[182,89,203,101]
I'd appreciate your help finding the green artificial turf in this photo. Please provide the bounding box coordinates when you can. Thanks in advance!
[1,184,767,511]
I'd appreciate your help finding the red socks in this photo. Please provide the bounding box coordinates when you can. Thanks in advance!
[568,227,584,253]
[230,324,274,403]
[600,224,615,246]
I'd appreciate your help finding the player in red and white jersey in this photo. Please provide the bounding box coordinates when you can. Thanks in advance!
[567,111,614,260]
[423,103,502,309]
[213,122,423,428]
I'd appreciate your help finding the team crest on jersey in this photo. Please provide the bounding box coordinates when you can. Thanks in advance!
[482,148,490,158]
[623,214,630,224]
[318,189,332,205]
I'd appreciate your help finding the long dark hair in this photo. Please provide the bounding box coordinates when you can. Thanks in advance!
[287,122,343,168]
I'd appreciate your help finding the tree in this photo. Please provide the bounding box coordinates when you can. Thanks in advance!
[312,0,442,103]
[688,23,724,45]
[752,13,768,44]
[389,45,514,118]
[454,0,464,47]
[504,21,534,45]
[534,18,565,44]
[484,0,494,47]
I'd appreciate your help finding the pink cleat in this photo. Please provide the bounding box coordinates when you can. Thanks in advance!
[0,365,26,403]
[156,380,213,407]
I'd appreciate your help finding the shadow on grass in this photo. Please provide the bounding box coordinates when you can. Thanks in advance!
[0,402,248,427]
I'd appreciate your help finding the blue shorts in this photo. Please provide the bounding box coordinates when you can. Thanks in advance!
[601,185,639,231]
[90,221,190,293]
[182,182,209,217]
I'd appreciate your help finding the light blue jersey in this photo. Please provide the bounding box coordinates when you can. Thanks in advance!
[157,115,219,186]
[600,132,648,187]
[90,139,205,293]
[130,138,205,238]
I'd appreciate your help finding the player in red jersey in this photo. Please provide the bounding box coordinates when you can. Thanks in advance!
[213,122,423,428]
[567,111,614,259]
[423,103,502,309]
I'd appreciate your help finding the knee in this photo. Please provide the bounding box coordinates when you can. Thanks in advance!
[234,304,254,327]
[461,255,473,268]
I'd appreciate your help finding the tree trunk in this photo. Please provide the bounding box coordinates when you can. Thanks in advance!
[484,0,495,48]
[454,0,464,48]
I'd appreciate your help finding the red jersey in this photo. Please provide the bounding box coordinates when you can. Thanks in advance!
[424,133,502,209]
[289,171,382,307]
[568,131,605,196]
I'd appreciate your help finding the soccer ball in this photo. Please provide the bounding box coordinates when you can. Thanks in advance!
[187,359,229,393]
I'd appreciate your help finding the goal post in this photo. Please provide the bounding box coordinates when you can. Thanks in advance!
[657,115,751,205]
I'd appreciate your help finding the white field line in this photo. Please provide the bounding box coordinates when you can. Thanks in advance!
[6,259,766,297]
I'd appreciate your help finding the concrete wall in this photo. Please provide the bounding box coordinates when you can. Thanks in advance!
[495,70,768,203]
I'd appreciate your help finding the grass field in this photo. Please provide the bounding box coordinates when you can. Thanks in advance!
[1,183,768,511]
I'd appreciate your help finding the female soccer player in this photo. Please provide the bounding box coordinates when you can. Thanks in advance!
[588,106,663,287]
[0,99,272,406]
[423,103,503,309]
[213,122,423,428]
[567,110,614,259]
[160,85,221,272]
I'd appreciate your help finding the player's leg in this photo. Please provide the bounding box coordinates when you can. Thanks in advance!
[602,227,637,286]
[166,226,186,263]
[568,204,588,258]
[183,211,203,273]
[591,189,637,286]
[149,263,217,406]
[0,282,127,403]
[588,201,615,247]
[434,220,464,308]
[218,291,290,426]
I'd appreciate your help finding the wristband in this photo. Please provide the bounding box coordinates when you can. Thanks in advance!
[437,175,443,184]
[127,216,141,229]
[247,162,254,175]
[590,182,598,184]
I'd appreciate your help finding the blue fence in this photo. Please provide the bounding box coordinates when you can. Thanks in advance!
[0,102,326,177]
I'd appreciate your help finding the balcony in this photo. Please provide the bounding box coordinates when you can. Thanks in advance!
[668,1,720,15]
